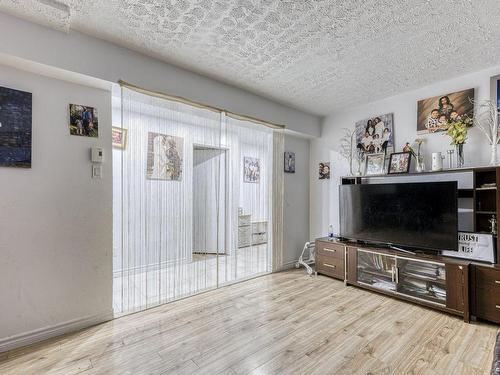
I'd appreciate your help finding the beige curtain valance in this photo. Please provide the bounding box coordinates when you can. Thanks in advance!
[118,80,285,130]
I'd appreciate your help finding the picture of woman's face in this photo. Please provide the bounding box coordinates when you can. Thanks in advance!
[441,97,449,105]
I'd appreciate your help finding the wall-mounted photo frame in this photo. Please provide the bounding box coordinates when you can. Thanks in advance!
[496,76,500,126]
[243,156,260,183]
[417,88,475,134]
[388,152,411,174]
[284,151,295,173]
[112,126,127,149]
[146,132,183,181]
[69,104,98,137]
[319,162,330,179]
[355,113,394,156]
[365,153,385,176]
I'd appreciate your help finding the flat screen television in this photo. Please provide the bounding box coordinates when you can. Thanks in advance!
[340,181,458,252]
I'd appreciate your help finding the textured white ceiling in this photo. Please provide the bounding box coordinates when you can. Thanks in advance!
[2,0,500,115]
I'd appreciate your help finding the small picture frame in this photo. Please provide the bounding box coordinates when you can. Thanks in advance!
[284,151,295,173]
[365,153,385,175]
[112,126,128,149]
[69,104,98,137]
[319,162,330,180]
[388,152,411,174]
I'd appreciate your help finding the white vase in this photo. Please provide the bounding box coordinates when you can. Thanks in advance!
[489,144,498,166]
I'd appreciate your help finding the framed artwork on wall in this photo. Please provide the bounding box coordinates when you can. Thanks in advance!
[417,88,474,134]
[355,113,394,156]
[319,162,330,179]
[146,132,183,180]
[365,153,385,175]
[112,126,127,149]
[0,85,32,168]
[243,156,260,183]
[497,79,500,126]
[284,151,295,173]
[69,104,98,137]
[388,152,411,174]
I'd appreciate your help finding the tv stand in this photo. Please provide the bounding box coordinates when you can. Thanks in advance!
[388,244,416,255]
[315,238,470,322]
[337,166,500,325]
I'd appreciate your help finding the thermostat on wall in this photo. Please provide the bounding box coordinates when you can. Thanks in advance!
[91,147,104,163]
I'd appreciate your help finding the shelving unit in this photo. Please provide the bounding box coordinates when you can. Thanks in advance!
[473,169,498,259]
[334,167,500,324]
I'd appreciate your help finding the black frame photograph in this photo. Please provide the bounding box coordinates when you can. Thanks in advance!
[388,152,411,174]
[284,151,295,173]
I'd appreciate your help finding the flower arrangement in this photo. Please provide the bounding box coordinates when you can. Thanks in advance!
[444,116,472,145]
[444,115,472,167]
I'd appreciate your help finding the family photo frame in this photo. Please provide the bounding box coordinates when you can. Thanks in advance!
[417,88,474,134]
[355,113,394,156]
[388,152,411,174]
[365,153,385,175]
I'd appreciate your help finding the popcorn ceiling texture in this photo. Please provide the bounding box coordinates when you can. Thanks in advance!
[2,0,500,115]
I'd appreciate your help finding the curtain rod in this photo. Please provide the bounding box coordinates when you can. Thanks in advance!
[118,80,285,130]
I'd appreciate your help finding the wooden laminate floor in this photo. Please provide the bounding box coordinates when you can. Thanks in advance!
[0,270,498,375]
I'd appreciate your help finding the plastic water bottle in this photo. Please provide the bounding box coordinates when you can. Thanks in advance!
[328,224,334,239]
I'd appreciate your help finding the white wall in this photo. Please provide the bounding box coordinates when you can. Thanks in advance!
[311,64,500,239]
[283,135,311,266]
[0,65,112,349]
[0,10,315,349]
[0,11,321,137]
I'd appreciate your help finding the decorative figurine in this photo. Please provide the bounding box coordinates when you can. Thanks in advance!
[402,142,412,153]
[489,215,497,236]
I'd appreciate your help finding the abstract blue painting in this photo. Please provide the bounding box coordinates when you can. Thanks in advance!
[0,86,32,168]
[497,79,500,119]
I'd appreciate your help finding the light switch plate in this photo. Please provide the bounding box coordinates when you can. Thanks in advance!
[92,164,102,179]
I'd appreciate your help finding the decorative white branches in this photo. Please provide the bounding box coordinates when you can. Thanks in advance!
[471,98,500,145]
[339,128,356,175]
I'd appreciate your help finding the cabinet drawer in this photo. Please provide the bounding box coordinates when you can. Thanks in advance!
[316,254,344,280]
[252,221,267,234]
[238,215,251,227]
[476,267,500,291]
[317,242,345,260]
[474,266,500,323]
[476,288,500,324]
[252,233,268,245]
[238,226,252,248]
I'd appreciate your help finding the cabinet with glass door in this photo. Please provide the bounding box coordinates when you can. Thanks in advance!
[396,258,447,306]
[357,249,397,292]
[357,249,448,306]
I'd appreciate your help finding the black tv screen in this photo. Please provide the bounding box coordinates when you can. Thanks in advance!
[340,182,458,251]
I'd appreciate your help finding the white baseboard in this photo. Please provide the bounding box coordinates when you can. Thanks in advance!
[281,260,299,270]
[0,310,113,354]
